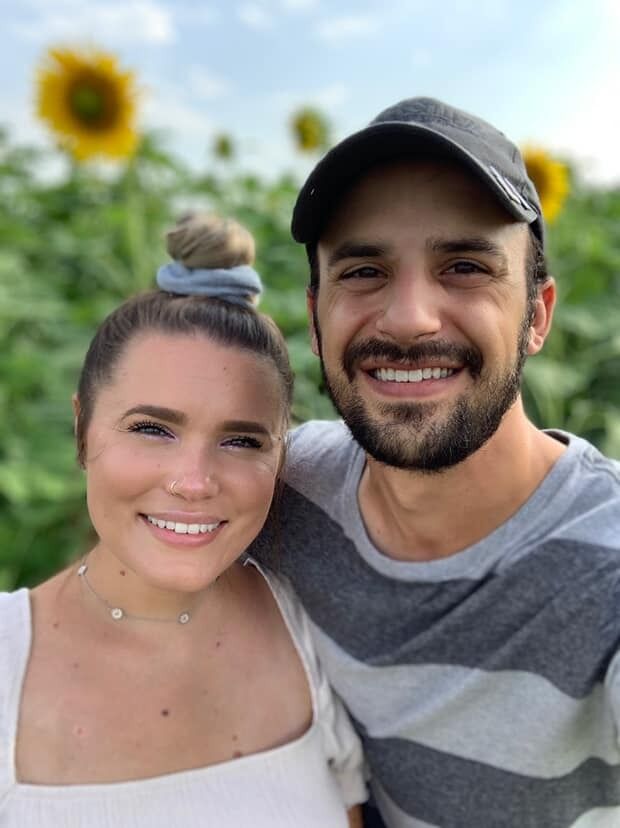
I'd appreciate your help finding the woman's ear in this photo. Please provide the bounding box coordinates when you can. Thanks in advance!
[72,393,86,469]
[72,393,80,436]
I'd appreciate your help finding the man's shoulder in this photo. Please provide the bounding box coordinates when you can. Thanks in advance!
[541,430,620,552]
[550,429,620,500]
[285,419,361,483]
[272,419,364,528]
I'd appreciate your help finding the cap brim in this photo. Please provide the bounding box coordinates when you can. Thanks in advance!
[291,122,539,244]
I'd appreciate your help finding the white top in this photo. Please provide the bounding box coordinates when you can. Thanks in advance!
[0,561,367,827]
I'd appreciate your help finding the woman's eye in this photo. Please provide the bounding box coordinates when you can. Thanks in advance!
[223,435,263,450]
[127,421,172,438]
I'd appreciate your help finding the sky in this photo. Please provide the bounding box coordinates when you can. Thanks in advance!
[1,0,619,185]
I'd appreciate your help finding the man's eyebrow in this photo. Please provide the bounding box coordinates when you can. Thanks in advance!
[429,237,506,259]
[326,241,391,269]
[122,405,187,425]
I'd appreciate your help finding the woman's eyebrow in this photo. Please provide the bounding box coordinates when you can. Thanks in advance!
[121,405,187,425]
[221,420,272,437]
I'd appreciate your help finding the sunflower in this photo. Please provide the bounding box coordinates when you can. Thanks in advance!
[291,107,330,153]
[36,46,139,161]
[522,146,569,223]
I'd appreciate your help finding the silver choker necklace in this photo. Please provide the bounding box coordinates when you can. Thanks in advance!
[77,559,192,625]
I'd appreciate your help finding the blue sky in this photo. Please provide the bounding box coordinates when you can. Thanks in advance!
[1,0,619,184]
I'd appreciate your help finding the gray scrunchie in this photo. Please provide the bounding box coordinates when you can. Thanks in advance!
[156,261,263,308]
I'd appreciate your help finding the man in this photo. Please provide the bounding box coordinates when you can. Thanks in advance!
[253,98,620,827]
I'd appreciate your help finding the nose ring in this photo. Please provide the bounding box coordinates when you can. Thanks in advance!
[168,479,180,497]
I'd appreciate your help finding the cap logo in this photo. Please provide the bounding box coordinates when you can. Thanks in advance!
[377,100,479,135]
[488,165,536,213]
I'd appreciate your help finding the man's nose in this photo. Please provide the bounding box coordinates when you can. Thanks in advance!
[376,270,442,342]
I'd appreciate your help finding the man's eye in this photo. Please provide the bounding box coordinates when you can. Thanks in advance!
[127,421,172,438]
[341,265,383,280]
[444,261,485,275]
[223,435,263,450]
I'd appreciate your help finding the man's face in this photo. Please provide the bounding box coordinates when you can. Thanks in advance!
[309,159,551,472]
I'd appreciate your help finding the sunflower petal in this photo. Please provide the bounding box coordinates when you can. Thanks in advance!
[522,145,570,223]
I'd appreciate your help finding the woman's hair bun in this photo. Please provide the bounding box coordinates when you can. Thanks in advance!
[165,212,256,270]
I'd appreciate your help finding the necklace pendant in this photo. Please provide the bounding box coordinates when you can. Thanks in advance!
[178,612,191,625]
[110,607,124,620]
[77,564,88,576]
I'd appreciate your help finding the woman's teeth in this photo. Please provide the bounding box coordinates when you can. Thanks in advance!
[146,516,221,535]
[373,367,455,382]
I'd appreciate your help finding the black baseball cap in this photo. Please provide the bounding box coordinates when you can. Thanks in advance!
[291,96,544,248]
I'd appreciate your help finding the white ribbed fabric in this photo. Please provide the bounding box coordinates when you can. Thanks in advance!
[0,562,367,827]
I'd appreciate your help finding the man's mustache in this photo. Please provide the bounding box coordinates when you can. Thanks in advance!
[343,338,483,381]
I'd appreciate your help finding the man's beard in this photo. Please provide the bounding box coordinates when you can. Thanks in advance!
[315,313,532,473]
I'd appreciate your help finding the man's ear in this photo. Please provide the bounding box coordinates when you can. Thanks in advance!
[527,277,556,355]
[306,288,320,356]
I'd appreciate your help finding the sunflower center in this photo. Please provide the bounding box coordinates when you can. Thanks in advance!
[68,73,119,128]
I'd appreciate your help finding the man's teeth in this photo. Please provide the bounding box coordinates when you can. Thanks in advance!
[373,367,455,382]
[146,516,221,534]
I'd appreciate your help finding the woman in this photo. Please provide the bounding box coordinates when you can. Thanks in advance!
[0,214,366,826]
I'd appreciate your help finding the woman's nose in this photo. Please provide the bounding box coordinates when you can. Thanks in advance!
[167,452,221,500]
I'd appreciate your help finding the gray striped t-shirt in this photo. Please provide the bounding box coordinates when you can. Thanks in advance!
[251,420,620,828]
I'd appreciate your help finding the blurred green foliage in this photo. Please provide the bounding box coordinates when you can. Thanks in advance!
[1,131,619,589]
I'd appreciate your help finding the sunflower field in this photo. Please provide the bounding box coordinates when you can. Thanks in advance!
[1,48,619,589]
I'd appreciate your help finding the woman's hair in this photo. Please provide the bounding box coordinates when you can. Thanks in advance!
[166,211,256,269]
[75,213,294,466]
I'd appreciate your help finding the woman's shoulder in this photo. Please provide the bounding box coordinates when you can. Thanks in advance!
[0,589,30,636]
[0,590,31,682]
[243,559,368,807]
[0,590,31,764]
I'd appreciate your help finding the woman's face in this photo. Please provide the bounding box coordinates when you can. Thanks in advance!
[81,332,286,594]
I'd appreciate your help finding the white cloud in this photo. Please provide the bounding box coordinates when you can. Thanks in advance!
[0,93,44,150]
[170,3,219,27]
[271,81,349,116]
[315,13,379,42]
[529,0,620,184]
[11,0,175,45]
[541,70,620,185]
[312,82,349,110]
[236,3,274,29]
[280,0,318,10]
[602,0,620,31]
[142,84,211,135]
[187,67,232,101]
[411,48,431,68]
